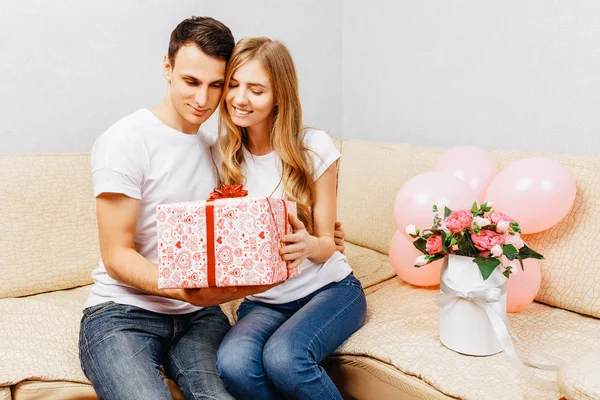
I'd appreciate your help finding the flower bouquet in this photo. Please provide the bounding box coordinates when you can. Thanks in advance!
[407,202,543,279]
[406,202,544,356]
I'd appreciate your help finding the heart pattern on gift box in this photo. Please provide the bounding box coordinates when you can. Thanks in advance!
[157,197,299,288]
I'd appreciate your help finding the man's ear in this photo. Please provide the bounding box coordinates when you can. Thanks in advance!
[163,54,173,83]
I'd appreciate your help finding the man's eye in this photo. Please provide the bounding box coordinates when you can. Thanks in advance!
[185,80,198,86]
[211,83,223,89]
[228,83,239,88]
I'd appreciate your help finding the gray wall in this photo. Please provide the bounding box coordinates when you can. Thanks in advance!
[0,0,342,153]
[2,1,599,155]
[342,0,600,154]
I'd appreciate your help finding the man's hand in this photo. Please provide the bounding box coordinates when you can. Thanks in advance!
[179,284,279,307]
[334,221,346,254]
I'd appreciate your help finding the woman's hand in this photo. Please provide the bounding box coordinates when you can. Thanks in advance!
[280,213,318,269]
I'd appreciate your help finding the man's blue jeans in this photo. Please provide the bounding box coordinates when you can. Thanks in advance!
[216,273,367,400]
[79,302,235,400]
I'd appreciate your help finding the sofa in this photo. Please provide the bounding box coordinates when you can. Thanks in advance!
[1,139,599,400]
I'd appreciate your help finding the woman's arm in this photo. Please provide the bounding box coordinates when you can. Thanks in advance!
[280,162,338,268]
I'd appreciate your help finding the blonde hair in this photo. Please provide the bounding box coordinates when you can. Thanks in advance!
[218,37,315,233]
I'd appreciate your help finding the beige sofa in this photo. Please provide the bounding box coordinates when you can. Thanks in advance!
[1,139,599,400]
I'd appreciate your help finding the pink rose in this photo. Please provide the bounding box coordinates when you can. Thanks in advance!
[504,233,525,249]
[490,211,514,224]
[426,235,443,255]
[471,229,505,251]
[444,209,473,233]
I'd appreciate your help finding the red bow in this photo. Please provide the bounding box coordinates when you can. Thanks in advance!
[208,184,248,200]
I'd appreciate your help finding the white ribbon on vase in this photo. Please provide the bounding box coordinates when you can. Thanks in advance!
[434,282,565,389]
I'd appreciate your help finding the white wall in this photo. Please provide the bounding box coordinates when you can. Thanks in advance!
[342,1,600,154]
[0,0,342,154]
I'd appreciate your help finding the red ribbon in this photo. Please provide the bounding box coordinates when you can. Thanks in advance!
[207,184,248,201]
[206,184,248,287]
[205,185,289,287]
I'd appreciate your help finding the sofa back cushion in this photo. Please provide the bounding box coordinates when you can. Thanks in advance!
[337,140,600,318]
[0,154,98,298]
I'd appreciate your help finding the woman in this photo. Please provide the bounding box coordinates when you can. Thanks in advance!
[213,37,366,400]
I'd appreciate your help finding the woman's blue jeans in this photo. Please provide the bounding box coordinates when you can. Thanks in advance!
[216,273,367,400]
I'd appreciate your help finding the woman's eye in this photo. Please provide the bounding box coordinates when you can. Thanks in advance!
[252,91,263,96]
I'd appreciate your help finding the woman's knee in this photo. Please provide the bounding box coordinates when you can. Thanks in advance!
[216,336,263,384]
[263,333,315,381]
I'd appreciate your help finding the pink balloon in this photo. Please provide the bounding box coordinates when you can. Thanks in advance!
[504,258,542,313]
[485,157,576,234]
[435,146,498,204]
[394,172,476,237]
[389,230,442,287]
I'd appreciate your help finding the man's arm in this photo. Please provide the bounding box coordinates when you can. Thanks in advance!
[334,221,345,254]
[97,192,277,307]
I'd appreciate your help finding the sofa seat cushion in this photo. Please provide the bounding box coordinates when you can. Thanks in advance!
[558,349,600,400]
[343,242,396,292]
[0,387,10,400]
[0,286,90,386]
[334,277,600,400]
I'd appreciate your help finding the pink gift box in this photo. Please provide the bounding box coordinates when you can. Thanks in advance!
[157,196,298,288]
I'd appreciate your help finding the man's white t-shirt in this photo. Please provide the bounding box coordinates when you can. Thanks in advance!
[211,128,353,304]
[85,108,217,314]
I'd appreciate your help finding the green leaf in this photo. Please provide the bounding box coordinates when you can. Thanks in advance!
[444,206,452,218]
[481,202,492,212]
[428,254,445,263]
[516,255,524,271]
[518,245,544,260]
[471,202,479,215]
[455,233,478,257]
[473,256,501,280]
[502,244,518,261]
[502,265,513,278]
[441,232,451,253]
[433,205,439,213]
[413,238,427,254]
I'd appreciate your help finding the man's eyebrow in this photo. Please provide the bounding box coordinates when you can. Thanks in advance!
[181,74,200,81]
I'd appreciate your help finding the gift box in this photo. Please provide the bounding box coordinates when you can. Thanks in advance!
[156,185,298,288]
[436,254,508,356]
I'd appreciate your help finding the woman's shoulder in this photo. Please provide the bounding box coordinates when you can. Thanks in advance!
[301,128,337,150]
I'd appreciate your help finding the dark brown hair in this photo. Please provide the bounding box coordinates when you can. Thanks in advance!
[168,16,234,66]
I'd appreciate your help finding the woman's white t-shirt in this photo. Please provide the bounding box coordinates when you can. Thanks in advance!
[211,129,352,304]
[85,109,217,314]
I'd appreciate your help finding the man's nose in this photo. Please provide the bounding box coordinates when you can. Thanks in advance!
[194,86,209,108]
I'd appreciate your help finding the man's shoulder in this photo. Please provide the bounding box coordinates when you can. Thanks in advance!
[96,109,150,146]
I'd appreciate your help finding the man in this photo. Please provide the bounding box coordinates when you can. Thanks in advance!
[79,16,346,399]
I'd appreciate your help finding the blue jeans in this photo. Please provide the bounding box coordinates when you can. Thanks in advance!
[79,302,235,400]
[216,273,367,400]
